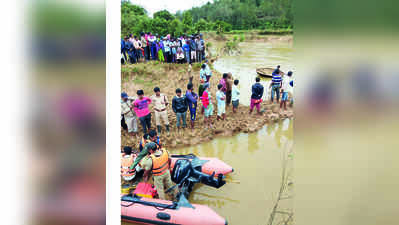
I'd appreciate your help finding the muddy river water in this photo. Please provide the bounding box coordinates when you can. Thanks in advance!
[124,37,294,225]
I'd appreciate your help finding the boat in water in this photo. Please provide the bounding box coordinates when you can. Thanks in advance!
[256,67,275,78]
[122,158,231,225]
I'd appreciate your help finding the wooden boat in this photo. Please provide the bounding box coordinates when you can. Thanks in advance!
[256,67,275,78]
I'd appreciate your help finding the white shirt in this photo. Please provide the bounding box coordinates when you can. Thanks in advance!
[281,77,291,93]
[232,85,240,101]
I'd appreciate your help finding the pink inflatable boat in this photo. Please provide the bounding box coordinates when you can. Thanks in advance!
[171,154,233,176]
[121,195,227,225]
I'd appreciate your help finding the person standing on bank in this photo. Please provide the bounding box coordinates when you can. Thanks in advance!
[172,88,188,130]
[186,83,198,130]
[250,77,264,115]
[121,92,138,137]
[151,87,170,135]
[133,90,152,134]
[141,32,149,61]
[232,79,240,113]
[225,73,233,107]
[270,70,283,104]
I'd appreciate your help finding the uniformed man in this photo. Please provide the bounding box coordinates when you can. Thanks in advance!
[141,144,177,200]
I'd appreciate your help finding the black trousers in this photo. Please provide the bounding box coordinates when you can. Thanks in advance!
[139,113,151,134]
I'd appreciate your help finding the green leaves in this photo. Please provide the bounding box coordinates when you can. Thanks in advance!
[120,0,292,37]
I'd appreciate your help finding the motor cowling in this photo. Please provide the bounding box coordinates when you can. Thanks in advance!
[171,159,193,184]
[171,159,226,189]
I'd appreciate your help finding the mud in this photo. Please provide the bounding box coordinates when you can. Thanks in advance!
[121,61,293,150]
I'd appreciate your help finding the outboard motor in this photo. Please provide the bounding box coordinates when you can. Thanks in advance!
[171,159,226,196]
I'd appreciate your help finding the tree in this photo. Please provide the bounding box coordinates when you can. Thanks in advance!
[150,17,169,36]
[153,10,175,21]
[169,19,183,37]
[194,18,207,33]
[182,11,193,27]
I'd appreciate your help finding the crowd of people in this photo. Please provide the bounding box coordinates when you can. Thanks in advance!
[121,64,293,200]
[121,32,206,65]
[121,64,294,136]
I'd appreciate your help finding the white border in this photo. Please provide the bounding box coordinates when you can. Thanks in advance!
[106,0,121,224]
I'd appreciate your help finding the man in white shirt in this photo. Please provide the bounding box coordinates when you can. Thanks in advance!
[231,79,240,113]
[280,71,293,111]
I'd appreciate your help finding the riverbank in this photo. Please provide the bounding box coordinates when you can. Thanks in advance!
[121,61,293,150]
[204,31,293,43]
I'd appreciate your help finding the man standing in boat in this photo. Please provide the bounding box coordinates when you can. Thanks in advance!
[141,143,177,200]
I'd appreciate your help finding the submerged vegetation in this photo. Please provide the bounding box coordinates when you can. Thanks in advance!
[221,35,244,56]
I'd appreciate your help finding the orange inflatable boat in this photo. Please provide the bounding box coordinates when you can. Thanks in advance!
[122,158,230,225]
[171,154,233,176]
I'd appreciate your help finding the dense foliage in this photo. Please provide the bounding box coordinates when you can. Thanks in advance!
[121,0,292,37]
[189,0,293,30]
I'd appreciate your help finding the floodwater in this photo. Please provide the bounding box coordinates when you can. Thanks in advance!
[123,38,294,225]
[213,39,294,105]
[178,119,293,225]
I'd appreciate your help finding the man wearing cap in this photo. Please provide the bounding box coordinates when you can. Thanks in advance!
[121,92,138,137]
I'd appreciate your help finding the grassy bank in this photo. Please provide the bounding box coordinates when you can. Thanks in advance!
[121,61,293,150]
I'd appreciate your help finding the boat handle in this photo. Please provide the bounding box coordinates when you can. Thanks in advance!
[121,202,134,207]
[156,212,171,220]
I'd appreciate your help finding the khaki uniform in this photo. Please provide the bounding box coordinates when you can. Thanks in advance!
[151,94,169,126]
[141,149,175,200]
[121,97,138,133]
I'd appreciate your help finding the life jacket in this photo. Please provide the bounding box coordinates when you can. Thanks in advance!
[150,149,169,176]
[121,155,136,178]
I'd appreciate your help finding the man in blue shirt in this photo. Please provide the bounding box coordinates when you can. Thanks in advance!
[121,38,127,64]
[183,39,191,63]
[186,83,198,130]
[125,36,136,64]
[270,71,282,103]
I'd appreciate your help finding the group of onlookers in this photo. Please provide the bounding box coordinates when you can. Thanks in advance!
[121,32,206,64]
[250,65,294,114]
[121,64,294,137]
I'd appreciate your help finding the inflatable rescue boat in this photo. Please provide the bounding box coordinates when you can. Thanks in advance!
[122,159,230,225]
[171,153,233,176]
